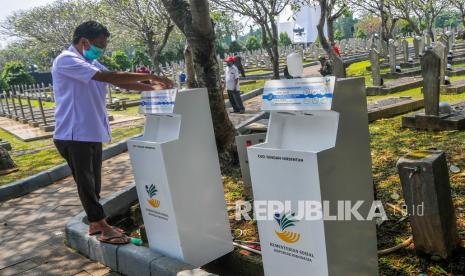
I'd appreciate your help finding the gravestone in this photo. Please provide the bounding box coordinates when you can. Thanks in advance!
[432,42,447,85]
[420,36,426,53]
[414,36,421,58]
[422,49,441,116]
[397,150,459,259]
[425,33,431,46]
[370,47,382,87]
[332,55,346,78]
[440,35,449,55]
[445,31,453,51]
[0,147,16,175]
[0,139,11,151]
[402,39,409,63]
[388,40,397,73]
[381,40,388,57]
[402,49,465,130]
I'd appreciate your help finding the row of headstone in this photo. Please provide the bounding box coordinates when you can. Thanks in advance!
[224,37,373,72]
[0,91,55,131]
[11,83,54,102]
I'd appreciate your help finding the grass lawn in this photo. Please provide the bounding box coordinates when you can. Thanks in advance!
[346,60,392,87]
[225,111,465,275]
[370,115,465,275]
[241,79,266,93]
[245,69,272,75]
[453,62,465,68]
[346,60,465,104]
[109,90,140,100]
[0,122,143,186]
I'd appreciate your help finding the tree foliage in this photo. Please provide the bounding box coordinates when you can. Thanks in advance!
[211,0,292,79]
[211,10,244,45]
[131,49,152,67]
[245,35,261,51]
[334,13,357,39]
[111,51,131,71]
[355,15,382,37]
[228,40,243,52]
[99,55,120,70]
[1,61,34,89]
[101,0,175,72]
[0,0,101,54]
[279,32,292,47]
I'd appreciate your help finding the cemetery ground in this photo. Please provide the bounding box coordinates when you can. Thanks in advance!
[110,111,465,275]
[3,59,465,274]
[0,80,264,185]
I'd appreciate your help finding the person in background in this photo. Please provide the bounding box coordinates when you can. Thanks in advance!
[52,21,173,245]
[225,56,245,114]
[331,42,341,57]
[135,65,151,84]
[234,53,246,77]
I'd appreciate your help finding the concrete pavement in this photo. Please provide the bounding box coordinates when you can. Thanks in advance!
[0,153,134,275]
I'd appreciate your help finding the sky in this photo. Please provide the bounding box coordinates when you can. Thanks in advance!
[0,0,56,48]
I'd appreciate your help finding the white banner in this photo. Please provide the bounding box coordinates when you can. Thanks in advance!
[140,89,178,114]
[262,77,335,111]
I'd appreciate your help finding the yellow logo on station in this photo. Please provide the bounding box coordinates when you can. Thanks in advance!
[274,212,300,243]
[145,184,160,208]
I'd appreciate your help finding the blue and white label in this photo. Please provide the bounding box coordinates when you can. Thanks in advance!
[140,89,178,114]
[262,77,335,111]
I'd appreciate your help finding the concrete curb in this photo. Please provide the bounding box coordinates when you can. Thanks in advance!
[65,185,215,276]
[225,87,264,109]
[0,138,130,203]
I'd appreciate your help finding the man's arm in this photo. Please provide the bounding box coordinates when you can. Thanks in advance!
[116,82,166,91]
[92,71,173,88]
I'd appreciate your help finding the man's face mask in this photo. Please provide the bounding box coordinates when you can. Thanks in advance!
[83,40,104,61]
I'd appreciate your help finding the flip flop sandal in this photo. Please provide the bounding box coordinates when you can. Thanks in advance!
[98,234,130,245]
[89,226,125,236]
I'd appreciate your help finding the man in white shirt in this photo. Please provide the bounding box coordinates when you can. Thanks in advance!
[225,56,245,113]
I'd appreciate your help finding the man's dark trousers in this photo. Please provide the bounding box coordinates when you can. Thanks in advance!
[227,89,245,112]
[54,140,105,222]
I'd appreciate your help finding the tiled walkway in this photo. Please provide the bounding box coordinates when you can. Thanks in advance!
[0,153,134,275]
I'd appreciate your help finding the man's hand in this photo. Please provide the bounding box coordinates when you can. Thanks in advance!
[151,75,174,89]
[93,71,175,91]
[150,83,166,90]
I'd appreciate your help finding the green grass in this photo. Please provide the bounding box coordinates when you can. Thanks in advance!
[346,60,390,87]
[369,115,465,275]
[109,91,141,100]
[346,59,465,104]
[453,62,465,68]
[241,79,266,93]
[0,122,143,186]
[224,109,465,274]
[108,106,141,117]
[245,69,272,75]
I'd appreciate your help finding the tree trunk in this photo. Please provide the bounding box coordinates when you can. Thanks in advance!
[428,24,435,43]
[148,23,174,74]
[161,0,236,156]
[317,0,345,78]
[388,18,398,40]
[269,17,280,79]
[327,18,335,43]
[406,17,421,35]
[184,44,198,88]
[260,24,276,75]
